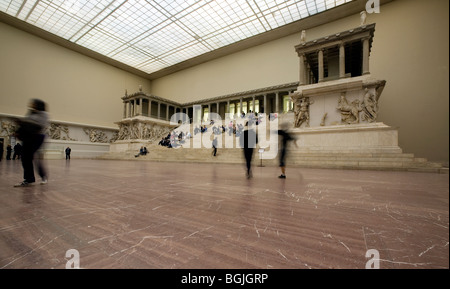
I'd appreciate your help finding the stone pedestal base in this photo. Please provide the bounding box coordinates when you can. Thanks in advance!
[42,140,111,159]
[109,140,152,153]
[290,122,401,154]
[111,116,177,153]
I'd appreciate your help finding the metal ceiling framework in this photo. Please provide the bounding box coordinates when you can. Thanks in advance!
[1,0,354,78]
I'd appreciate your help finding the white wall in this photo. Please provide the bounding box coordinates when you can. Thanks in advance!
[0,22,151,128]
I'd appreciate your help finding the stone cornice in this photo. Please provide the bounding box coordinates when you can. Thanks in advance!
[123,82,300,108]
[295,23,376,55]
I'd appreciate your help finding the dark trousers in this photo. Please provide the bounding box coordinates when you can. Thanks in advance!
[279,148,287,167]
[21,134,46,183]
[13,152,20,160]
[244,148,254,174]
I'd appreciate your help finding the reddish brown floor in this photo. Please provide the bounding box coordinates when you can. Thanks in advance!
[0,159,448,269]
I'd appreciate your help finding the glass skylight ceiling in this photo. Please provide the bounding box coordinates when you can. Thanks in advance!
[1,0,352,74]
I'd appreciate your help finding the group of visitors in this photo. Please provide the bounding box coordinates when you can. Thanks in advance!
[6,99,296,187]
[135,146,148,157]
[0,142,23,161]
[158,130,192,148]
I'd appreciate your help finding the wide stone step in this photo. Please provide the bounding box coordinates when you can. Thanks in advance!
[99,144,445,173]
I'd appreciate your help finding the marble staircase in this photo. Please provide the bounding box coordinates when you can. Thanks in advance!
[100,116,447,173]
[98,143,447,173]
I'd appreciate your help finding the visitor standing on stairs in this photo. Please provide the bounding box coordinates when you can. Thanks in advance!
[212,137,218,157]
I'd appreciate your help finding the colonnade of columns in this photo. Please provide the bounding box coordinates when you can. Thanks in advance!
[123,98,181,121]
[122,87,297,123]
[187,89,297,122]
[296,24,374,86]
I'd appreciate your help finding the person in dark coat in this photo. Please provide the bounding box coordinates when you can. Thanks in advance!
[277,124,298,179]
[6,144,12,160]
[240,121,258,179]
[13,142,22,160]
[12,99,49,187]
[65,147,71,160]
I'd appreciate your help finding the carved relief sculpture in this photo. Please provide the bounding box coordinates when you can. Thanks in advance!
[83,128,108,143]
[362,88,378,123]
[291,92,314,128]
[109,131,119,143]
[0,120,17,136]
[360,11,367,26]
[117,123,131,140]
[300,30,306,43]
[116,121,172,142]
[320,113,328,126]
[47,123,76,141]
[337,93,362,124]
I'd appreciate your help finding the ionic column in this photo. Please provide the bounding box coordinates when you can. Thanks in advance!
[240,97,243,114]
[275,92,279,114]
[216,102,220,117]
[157,102,161,119]
[148,100,152,117]
[362,37,370,75]
[227,100,230,114]
[166,104,169,121]
[130,99,134,116]
[193,105,201,123]
[263,94,267,114]
[299,53,306,85]
[252,96,255,113]
[123,102,127,119]
[339,43,346,79]
[318,49,324,82]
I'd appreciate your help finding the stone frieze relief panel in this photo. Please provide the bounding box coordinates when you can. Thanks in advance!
[117,122,172,142]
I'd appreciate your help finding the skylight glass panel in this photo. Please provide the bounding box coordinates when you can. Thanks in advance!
[297,1,310,18]
[111,46,152,67]
[138,60,169,74]
[0,0,353,74]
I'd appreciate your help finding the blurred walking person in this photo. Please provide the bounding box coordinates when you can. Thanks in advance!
[277,123,298,179]
[240,121,258,179]
[12,99,49,187]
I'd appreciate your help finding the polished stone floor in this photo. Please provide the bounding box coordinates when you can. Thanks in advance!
[0,159,448,269]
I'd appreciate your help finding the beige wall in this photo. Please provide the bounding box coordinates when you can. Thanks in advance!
[151,0,449,163]
[0,22,151,128]
[0,0,448,163]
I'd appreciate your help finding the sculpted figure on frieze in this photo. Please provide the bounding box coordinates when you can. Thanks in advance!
[337,93,362,124]
[362,88,378,123]
[291,92,313,128]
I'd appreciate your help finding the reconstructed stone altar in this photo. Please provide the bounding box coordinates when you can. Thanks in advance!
[109,87,178,152]
[287,22,401,154]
